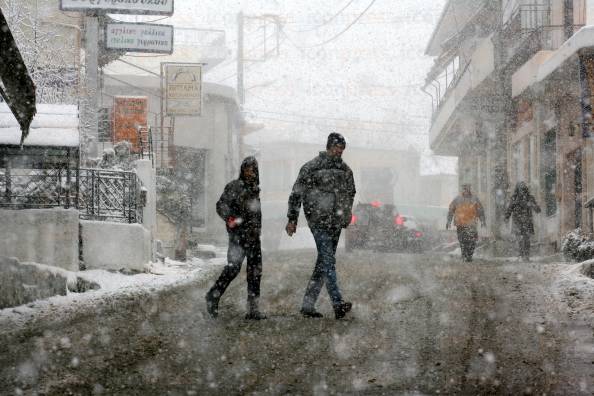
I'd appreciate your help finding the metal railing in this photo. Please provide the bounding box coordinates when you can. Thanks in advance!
[0,168,77,209]
[504,2,586,51]
[0,167,144,224]
[78,168,144,224]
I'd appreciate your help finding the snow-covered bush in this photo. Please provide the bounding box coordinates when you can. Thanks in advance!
[561,229,594,262]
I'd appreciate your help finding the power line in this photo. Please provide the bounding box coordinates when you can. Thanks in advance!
[248,115,428,135]
[108,16,171,24]
[244,108,429,126]
[290,0,360,33]
[215,36,286,83]
[283,0,378,49]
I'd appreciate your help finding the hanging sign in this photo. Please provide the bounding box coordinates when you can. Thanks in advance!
[106,23,174,54]
[163,63,202,116]
[112,96,148,153]
[60,0,174,15]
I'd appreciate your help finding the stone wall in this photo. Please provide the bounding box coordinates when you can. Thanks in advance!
[0,257,67,309]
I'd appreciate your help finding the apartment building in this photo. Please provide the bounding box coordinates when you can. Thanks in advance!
[425,0,594,250]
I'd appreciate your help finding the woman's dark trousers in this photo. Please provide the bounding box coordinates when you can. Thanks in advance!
[519,233,531,260]
[207,233,262,309]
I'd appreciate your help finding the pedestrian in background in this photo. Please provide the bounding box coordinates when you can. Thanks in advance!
[286,132,356,319]
[505,181,541,261]
[205,156,266,320]
[446,184,486,262]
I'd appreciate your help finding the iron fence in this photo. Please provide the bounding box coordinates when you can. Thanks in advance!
[0,168,76,209]
[78,168,144,224]
[0,167,144,224]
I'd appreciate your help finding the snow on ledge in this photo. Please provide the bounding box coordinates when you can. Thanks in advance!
[0,127,79,147]
[0,103,79,147]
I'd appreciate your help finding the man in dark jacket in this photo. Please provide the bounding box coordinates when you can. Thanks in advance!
[505,181,541,261]
[205,156,266,320]
[286,133,356,319]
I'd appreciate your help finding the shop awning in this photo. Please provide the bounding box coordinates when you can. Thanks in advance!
[0,8,36,143]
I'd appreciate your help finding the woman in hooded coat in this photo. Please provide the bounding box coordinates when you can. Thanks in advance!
[505,182,541,261]
[205,156,266,320]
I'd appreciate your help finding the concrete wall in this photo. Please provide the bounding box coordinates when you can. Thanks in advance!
[81,220,151,272]
[0,208,79,271]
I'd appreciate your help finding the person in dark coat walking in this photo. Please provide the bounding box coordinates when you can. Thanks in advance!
[505,182,541,261]
[205,156,266,320]
[446,184,486,262]
[286,133,356,319]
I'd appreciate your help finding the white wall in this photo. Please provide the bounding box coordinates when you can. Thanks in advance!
[81,221,151,272]
[588,0,594,25]
[0,208,79,271]
[135,159,157,260]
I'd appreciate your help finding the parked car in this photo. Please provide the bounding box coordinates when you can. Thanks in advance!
[345,202,427,253]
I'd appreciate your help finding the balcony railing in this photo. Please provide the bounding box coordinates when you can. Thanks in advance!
[427,60,471,120]
[0,168,144,224]
[503,2,586,64]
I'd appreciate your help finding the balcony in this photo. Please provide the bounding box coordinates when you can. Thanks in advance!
[502,2,586,69]
[424,36,496,154]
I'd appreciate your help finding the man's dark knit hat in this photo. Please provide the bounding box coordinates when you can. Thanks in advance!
[326,132,346,149]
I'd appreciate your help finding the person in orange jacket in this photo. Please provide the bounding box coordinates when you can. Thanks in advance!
[446,184,486,262]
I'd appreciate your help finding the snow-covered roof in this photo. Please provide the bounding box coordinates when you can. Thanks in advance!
[0,104,79,147]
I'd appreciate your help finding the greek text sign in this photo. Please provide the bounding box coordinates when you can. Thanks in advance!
[60,0,174,15]
[163,63,202,116]
[106,23,173,54]
[112,96,148,153]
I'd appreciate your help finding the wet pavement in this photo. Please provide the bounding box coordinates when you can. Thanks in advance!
[1,250,593,395]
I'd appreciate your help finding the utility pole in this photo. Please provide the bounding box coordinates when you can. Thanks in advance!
[81,15,100,163]
[237,12,245,108]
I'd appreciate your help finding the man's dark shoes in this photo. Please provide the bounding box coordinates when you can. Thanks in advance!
[334,301,352,319]
[300,308,323,318]
[245,311,267,320]
[205,293,219,318]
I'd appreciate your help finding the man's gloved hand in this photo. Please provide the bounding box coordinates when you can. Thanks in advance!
[227,217,242,229]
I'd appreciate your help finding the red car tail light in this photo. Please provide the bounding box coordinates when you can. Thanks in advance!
[351,214,358,225]
[415,231,423,238]
[394,215,405,226]
[371,200,382,208]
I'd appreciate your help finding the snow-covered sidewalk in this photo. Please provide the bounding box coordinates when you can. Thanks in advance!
[0,249,228,332]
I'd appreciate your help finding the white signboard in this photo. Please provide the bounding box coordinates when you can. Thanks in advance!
[60,0,174,15]
[163,63,202,116]
[106,23,173,54]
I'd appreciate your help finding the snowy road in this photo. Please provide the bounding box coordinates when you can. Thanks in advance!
[1,251,593,395]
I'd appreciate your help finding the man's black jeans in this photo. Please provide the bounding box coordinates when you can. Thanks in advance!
[208,233,262,303]
[302,227,344,310]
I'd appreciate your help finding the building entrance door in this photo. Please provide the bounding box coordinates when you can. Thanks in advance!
[565,148,583,231]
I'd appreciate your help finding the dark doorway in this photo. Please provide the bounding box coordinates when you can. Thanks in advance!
[574,149,583,229]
